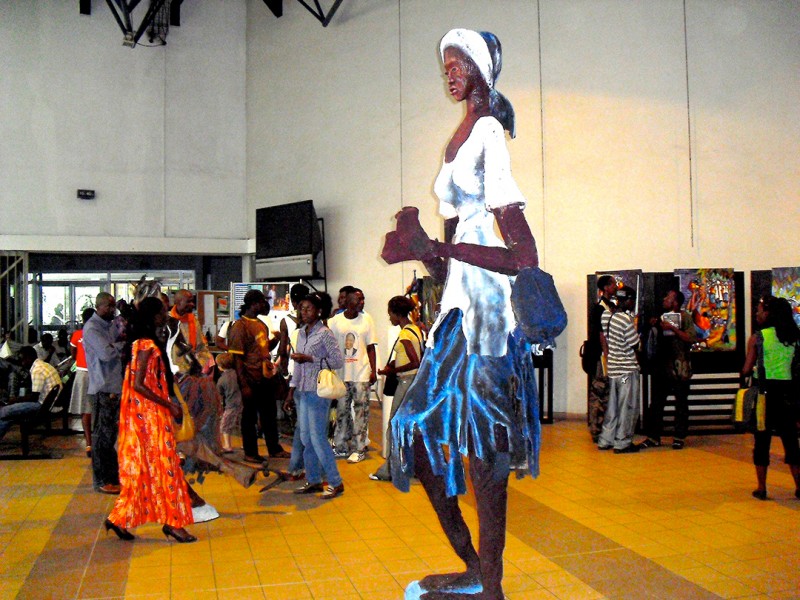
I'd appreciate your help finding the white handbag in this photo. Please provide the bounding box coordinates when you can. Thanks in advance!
[317,358,346,399]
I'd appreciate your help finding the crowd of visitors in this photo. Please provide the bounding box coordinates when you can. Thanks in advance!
[1,267,796,555]
[587,278,799,503]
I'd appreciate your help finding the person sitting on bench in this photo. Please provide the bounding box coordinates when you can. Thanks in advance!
[0,346,62,441]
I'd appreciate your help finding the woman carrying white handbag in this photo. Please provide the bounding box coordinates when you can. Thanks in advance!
[287,293,346,500]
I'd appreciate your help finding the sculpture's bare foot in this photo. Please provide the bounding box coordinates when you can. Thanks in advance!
[420,590,505,600]
[419,570,482,593]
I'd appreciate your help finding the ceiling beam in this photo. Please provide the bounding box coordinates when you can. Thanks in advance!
[263,0,343,27]
[263,0,282,19]
[169,0,183,27]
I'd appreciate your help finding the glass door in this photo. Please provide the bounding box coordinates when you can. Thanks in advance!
[75,285,103,323]
[40,285,71,334]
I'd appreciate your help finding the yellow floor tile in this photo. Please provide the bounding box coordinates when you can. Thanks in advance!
[124,575,171,596]
[171,573,217,592]
[214,564,261,589]
[255,561,303,585]
[216,586,266,599]
[348,572,405,595]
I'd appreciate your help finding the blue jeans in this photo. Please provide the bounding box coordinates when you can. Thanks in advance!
[0,402,41,440]
[296,390,342,488]
[288,421,305,473]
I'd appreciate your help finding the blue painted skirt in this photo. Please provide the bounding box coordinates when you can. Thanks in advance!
[390,309,540,497]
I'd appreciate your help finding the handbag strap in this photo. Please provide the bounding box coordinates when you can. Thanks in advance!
[384,334,401,368]
[755,331,766,391]
[406,327,422,347]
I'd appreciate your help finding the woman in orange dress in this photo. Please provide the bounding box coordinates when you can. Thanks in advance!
[104,297,196,543]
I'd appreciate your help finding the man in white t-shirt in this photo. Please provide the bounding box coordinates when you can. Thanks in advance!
[328,288,377,463]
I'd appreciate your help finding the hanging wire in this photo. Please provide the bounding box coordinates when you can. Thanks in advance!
[683,0,696,247]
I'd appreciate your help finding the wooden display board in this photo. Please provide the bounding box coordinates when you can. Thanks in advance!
[196,290,230,342]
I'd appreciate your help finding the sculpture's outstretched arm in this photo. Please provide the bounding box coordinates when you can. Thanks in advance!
[381,204,538,281]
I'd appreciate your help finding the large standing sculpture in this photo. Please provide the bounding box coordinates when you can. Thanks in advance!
[382,29,566,600]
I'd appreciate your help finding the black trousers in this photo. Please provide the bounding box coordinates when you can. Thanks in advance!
[753,380,800,467]
[90,392,120,489]
[646,375,691,440]
[241,377,282,457]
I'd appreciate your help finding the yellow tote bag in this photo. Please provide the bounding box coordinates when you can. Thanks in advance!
[172,384,196,443]
[733,386,766,432]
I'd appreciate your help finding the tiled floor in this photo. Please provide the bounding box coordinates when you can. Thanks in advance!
[1,413,799,599]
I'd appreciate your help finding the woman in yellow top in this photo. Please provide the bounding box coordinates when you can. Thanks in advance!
[370,296,422,482]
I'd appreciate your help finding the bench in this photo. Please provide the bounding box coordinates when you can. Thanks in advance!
[642,372,741,435]
[0,384,66,460]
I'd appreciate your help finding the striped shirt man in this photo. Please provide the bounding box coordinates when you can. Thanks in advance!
[601,310,639,377]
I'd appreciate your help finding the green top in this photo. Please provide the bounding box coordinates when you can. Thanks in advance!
[760,327,794,380]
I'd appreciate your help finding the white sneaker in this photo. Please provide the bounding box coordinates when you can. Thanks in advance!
[191,503,220,523]
[347,451,365,463]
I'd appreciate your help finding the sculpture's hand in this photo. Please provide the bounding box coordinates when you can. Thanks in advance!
[381,207,437,264]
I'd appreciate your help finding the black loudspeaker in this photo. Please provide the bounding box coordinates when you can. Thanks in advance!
[255,201,324,280]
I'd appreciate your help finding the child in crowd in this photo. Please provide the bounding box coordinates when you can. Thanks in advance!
[215,352,242,453]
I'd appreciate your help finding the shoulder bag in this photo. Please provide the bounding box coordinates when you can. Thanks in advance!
[172,384,196,443]
[733,376,766,433]
[317,357,346,399]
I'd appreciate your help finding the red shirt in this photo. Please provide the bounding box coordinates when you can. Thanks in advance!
[70,329,87,370]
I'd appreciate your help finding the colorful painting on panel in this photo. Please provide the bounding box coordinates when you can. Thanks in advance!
[675,268,736,351]
[771,266,800,327]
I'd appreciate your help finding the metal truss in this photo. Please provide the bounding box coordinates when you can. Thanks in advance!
[262,0,344,27]
[79,0,184,47]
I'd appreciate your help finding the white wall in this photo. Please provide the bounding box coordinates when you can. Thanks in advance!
[0,0,248,254]
[245,0,800,414]
[3,1,797,414]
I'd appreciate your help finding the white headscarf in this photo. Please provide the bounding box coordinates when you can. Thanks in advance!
[439,28,494,90]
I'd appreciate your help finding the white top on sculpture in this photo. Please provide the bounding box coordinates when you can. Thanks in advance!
[432,116,526,357]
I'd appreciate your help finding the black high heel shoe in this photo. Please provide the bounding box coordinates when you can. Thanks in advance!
[162,524,197,543]
[104,519,135,541]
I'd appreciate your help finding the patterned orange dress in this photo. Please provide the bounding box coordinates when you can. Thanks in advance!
[108,339,193,529]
